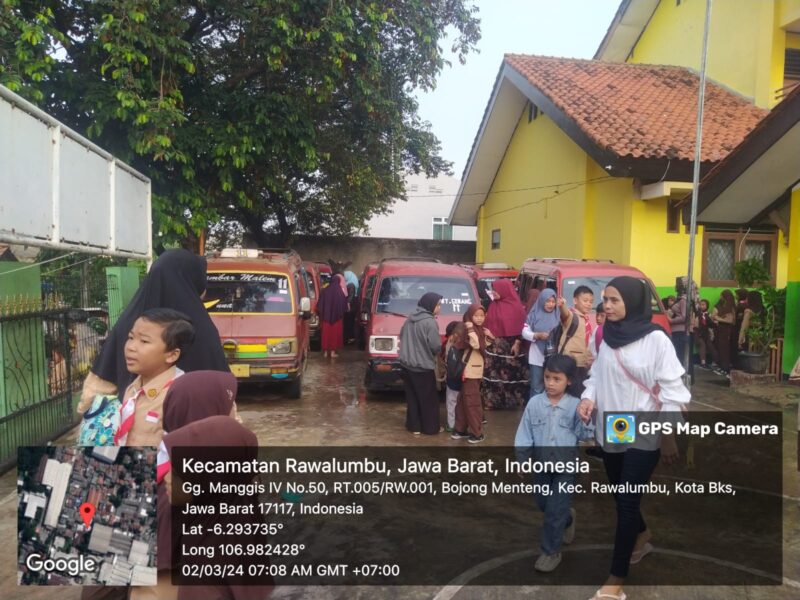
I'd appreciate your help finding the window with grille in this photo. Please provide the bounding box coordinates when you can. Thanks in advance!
[701,230,777,286]
[432,217,453,241]
[786,48,800,80]
[491,229,501,250]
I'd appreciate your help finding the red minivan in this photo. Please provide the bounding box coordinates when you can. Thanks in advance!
[364,259,480,391]
[302,261,322,350]
[205,248,313,398]
[315,262,332,288]
[355,262,379,349]
[515,258,671,334]
[457,262,519,309]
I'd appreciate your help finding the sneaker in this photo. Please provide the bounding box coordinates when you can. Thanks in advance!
[445,426,454,433]
[467,434,485,444]
[563,508,576,545]
[450,431,469,440]
[534,552,562,572]
[482,417,488,424]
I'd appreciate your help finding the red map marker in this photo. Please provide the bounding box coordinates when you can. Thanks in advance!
[79,502,96,528]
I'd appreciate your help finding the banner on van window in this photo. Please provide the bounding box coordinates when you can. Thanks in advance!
[206,273,292,314]
[208,273,289,287]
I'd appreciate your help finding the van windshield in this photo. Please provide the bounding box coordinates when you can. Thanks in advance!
[376,276,475,316]
[561,276,663,314]
[206,272,293,314]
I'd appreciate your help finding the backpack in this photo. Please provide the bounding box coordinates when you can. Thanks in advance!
[445,346,471,389]
[78,394,121,446]
[546,312,580,357]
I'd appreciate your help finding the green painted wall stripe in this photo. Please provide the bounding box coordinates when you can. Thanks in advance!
[783,282,799,376]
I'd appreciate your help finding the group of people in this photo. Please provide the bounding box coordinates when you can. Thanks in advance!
[77,250,270,600]
[78,250,695,600]
[398,278,606,442]
[665,282,767,375]
[399,276,691,600]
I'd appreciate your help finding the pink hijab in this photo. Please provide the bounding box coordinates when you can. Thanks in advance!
[483,279,526,338]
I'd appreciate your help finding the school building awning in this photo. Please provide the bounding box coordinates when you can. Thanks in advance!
[685,84,800,226]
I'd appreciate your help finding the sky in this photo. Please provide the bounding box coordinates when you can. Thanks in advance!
[416,0,621,179]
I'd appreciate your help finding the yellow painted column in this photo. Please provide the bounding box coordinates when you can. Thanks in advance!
[783,189,800,374]
[476,205,485,263]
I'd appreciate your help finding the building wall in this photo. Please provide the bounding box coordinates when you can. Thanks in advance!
[628,0,785,108]
[583,161,632,264]
[362,173,475,241]
[261,234,476,276]
[476,110,588,267]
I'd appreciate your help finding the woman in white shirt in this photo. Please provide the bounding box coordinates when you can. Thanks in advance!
[578,276,690,600]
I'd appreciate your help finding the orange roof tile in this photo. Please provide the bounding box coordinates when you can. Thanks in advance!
[504,54,768,164]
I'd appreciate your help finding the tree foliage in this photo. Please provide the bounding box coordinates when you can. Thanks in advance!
[1,0,480,247]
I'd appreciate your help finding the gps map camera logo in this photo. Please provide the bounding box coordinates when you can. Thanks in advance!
[606,414,636,444]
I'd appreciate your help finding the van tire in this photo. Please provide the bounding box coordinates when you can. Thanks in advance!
[288,376,302,399]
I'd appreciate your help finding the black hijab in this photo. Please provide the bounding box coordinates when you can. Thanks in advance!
[92,249,229,392]
[602,276,665,349]
[418,292,443,314]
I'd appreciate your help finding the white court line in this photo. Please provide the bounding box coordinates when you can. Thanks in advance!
[432,545,800,600]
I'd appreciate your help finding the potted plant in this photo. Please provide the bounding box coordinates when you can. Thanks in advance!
[737,286,785,374]
[738,308,774,374]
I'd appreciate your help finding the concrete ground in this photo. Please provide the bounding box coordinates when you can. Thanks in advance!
[1,346,798,599]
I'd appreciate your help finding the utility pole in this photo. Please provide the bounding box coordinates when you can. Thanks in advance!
[683,0,713,385]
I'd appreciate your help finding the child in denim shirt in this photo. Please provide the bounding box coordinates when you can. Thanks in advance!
[515,354,595,572]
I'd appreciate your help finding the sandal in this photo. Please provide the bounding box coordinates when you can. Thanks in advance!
[589,592,626,600]
[629,541,653,565]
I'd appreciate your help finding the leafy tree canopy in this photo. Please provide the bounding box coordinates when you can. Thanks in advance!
[1,0,480,246]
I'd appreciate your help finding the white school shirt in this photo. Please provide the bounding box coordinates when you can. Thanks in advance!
[521,323,546,367]
[582,330,690,450]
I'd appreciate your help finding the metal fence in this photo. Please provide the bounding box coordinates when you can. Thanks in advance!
[0,298,108,472]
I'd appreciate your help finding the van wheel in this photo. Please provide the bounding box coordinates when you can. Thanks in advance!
[288,376,302,399]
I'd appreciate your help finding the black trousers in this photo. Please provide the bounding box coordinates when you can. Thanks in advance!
[602,448,661,578]
[402,368,440,434]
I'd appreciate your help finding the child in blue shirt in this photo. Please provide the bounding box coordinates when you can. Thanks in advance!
[515,354,595,573]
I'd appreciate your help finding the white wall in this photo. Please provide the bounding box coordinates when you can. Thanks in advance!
[362,173,476,241]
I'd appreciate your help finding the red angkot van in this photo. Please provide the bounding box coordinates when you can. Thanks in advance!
[205,248,313,398]
[355,262,379,349]
[515,258,671,334]
[364,259,480,391]
[302,261,322,350]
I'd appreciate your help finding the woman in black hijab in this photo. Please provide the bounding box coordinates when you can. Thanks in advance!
[78,249,229,413]
[398,292,444,435]
[578,277,690,600]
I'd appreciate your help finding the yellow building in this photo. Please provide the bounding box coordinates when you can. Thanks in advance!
[450,55,766,298]
[450,0,800,374]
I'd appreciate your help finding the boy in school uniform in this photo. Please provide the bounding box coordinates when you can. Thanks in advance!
[556,286,595,394]
[115,308,195,447]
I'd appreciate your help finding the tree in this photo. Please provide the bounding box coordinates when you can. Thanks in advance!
[1,1,480,247]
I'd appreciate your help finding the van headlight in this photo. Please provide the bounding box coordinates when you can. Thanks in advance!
[268,338,295,354]
[370,336,397,353]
